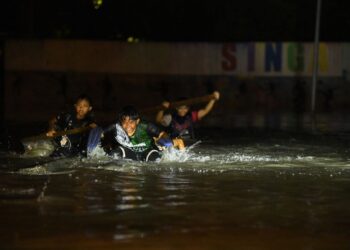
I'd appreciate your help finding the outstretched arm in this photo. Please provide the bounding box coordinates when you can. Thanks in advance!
[197,91,220,120]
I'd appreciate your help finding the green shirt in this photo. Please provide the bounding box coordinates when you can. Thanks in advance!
[128,122,160,152]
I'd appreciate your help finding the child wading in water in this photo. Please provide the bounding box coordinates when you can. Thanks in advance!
[99,106,184,161]
[47,95,97,157]
[156,91,220,144]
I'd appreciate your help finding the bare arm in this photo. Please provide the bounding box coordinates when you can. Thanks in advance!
[46,117,58,137]
[89,123,98,128]
[153,131,185,150]
[197,91,220,120]
[156,101,170,124]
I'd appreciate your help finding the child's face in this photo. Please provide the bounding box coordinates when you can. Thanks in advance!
[75,99,92,119]
[176,105,189,117]
[121,116,140,136]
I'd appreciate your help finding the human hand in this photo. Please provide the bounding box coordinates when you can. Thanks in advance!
[162,101,170,109]
[60,136,68,146]
[172,138,185,150]
[89,123,98,128]
[153,131,165,145]
[46,130,56,137]
[213,91,220,101]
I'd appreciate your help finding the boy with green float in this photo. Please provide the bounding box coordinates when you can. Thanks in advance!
[91,106,184,161]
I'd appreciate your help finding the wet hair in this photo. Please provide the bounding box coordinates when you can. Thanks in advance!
[118,105,140,123]
[75,94,92,106]
[175,96,190,109]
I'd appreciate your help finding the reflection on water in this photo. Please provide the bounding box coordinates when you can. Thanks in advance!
[1,132,350,249]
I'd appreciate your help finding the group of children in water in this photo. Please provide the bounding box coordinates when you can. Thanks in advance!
[46,91,220,162]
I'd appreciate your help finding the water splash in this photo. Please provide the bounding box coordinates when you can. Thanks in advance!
[22,140,55,157]
[160,141,205,162]
[87,144,108,159]
[3,139,350,177]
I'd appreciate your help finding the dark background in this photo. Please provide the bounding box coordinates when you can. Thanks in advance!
[1,0,349,42]
[1,0,350,136]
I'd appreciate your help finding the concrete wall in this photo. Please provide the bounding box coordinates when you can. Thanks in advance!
[6,40,350,76]
[5,40,350,132]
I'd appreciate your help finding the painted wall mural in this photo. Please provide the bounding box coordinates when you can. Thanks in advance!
[5,40,349,77]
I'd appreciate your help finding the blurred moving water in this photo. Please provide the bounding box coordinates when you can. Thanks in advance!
[1,130,350,249]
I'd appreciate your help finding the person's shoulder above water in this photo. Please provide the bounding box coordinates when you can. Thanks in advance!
[46,94,97,157]
[47,94,97,137]
[155,91,220,126]
[155,91,220,142]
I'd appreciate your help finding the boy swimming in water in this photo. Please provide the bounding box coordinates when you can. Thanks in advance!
[46,95,97,157]
[156,91,220,142]
[101,105,183,161]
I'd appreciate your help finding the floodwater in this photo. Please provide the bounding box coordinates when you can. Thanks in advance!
[1,130,350,249]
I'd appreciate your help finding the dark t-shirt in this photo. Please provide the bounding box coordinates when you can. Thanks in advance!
[54,111,95,149]
[169,110,199,139]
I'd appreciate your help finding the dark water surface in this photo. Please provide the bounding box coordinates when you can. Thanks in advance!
[1,131,350,249]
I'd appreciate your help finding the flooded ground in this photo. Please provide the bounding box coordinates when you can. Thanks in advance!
[1,130,350,249]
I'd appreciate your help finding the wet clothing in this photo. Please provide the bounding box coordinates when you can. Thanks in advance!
[164,111,199,139]
[112,146,161,162]
[50,111,95,157]
[102,121,162,162]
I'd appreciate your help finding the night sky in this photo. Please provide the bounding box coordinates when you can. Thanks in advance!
[1,0,350,42]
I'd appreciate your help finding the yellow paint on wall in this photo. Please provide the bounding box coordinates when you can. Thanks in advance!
[308,43,329,73]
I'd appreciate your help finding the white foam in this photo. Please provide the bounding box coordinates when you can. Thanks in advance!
[22,140,55,157]
[160,141,204,162]
[5,140,350,176]
[87,144,108,158]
